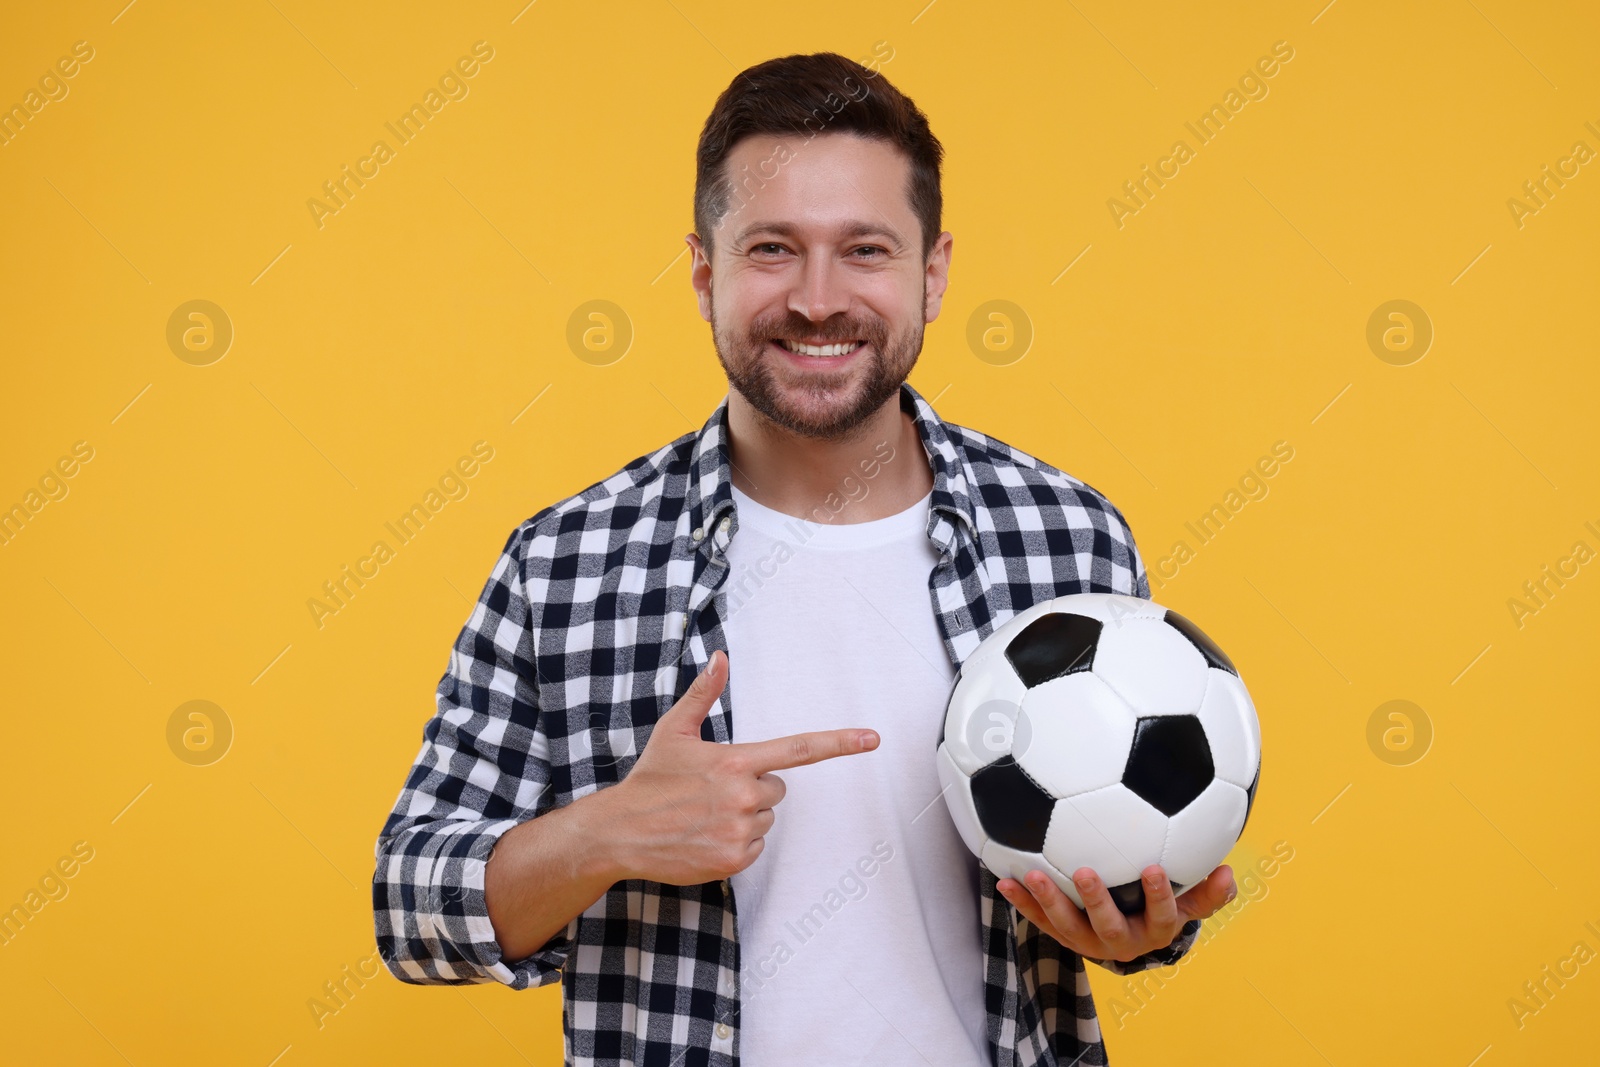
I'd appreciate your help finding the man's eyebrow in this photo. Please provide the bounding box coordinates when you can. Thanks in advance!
[732,220,907,248]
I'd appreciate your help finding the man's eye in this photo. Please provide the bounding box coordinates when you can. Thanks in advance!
[753,243,786,255]
[851,246,885,258]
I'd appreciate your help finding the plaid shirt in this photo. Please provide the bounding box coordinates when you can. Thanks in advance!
[373,380,1202,1066]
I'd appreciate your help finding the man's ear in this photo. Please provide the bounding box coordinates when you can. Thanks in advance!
[923,231,953,322]
[687,233,713,323]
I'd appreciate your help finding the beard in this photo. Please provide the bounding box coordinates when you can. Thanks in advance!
[708,289,923,441]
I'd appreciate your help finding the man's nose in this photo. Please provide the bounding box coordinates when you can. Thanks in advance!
[787,254,851,325]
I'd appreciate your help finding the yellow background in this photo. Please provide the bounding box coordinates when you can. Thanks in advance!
[2,0,1596,1063]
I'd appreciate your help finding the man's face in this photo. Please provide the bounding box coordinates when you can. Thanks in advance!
[688,131,952,440]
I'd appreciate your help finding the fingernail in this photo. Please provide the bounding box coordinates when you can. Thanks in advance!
[1224,884,1237,903]
[1073,875,1092,891]
[860,731,879,750]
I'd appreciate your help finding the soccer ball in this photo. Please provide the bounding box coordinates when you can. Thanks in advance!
[937,593,1260,915]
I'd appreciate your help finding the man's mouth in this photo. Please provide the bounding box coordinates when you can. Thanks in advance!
[772,338,867,358]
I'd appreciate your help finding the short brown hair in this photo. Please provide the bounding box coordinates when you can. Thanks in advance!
[694,51,944,260]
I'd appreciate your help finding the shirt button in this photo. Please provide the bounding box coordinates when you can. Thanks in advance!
[692,527,705,541]
[721,878,731,895]
[719,517,731,533]
[715,1022,731,1040]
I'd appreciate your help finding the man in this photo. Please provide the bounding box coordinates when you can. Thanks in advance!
[373,51,1237,1066]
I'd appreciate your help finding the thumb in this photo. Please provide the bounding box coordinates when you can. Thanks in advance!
[662,649,728,734]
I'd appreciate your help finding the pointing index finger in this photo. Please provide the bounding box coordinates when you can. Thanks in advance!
[735,728,880,773]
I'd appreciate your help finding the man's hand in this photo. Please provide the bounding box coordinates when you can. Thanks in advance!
[602,649,881,886]
[996,863,1237,963]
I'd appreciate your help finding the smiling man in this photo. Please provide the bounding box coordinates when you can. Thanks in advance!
[373,52,1236,1067]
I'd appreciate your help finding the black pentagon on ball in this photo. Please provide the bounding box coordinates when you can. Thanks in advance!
[1104,877,1183,917]
[970,756,1056,852]
[1004,611,1101,688]
[1122,715,1215,817]
[1162,609,1238,676]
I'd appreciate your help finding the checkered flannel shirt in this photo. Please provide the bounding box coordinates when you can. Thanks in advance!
[373,380,1202,1066]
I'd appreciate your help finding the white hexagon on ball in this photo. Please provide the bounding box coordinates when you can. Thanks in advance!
[1044,783,1170,905]
[1160,778,1249,887]
[1091,617,1210,716]
[1012,672,1137,797]
[1195,669,1260,789]
[941,664,1030,775]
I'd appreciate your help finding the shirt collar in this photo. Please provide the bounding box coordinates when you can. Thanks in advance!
[685,380,980,555]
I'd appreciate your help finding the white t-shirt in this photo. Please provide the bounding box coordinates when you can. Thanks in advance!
[723,481,986,1064]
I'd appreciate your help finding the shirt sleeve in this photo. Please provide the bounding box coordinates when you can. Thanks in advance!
[371,524,574,990]
[1133,554,1152,599]
[1124,512,1153,600]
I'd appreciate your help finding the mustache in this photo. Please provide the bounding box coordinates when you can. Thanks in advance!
[749,315,887,346]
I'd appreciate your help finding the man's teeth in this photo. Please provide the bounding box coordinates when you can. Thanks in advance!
[777,339,862,357]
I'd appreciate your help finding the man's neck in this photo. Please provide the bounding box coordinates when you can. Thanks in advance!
[725,389,934,524]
